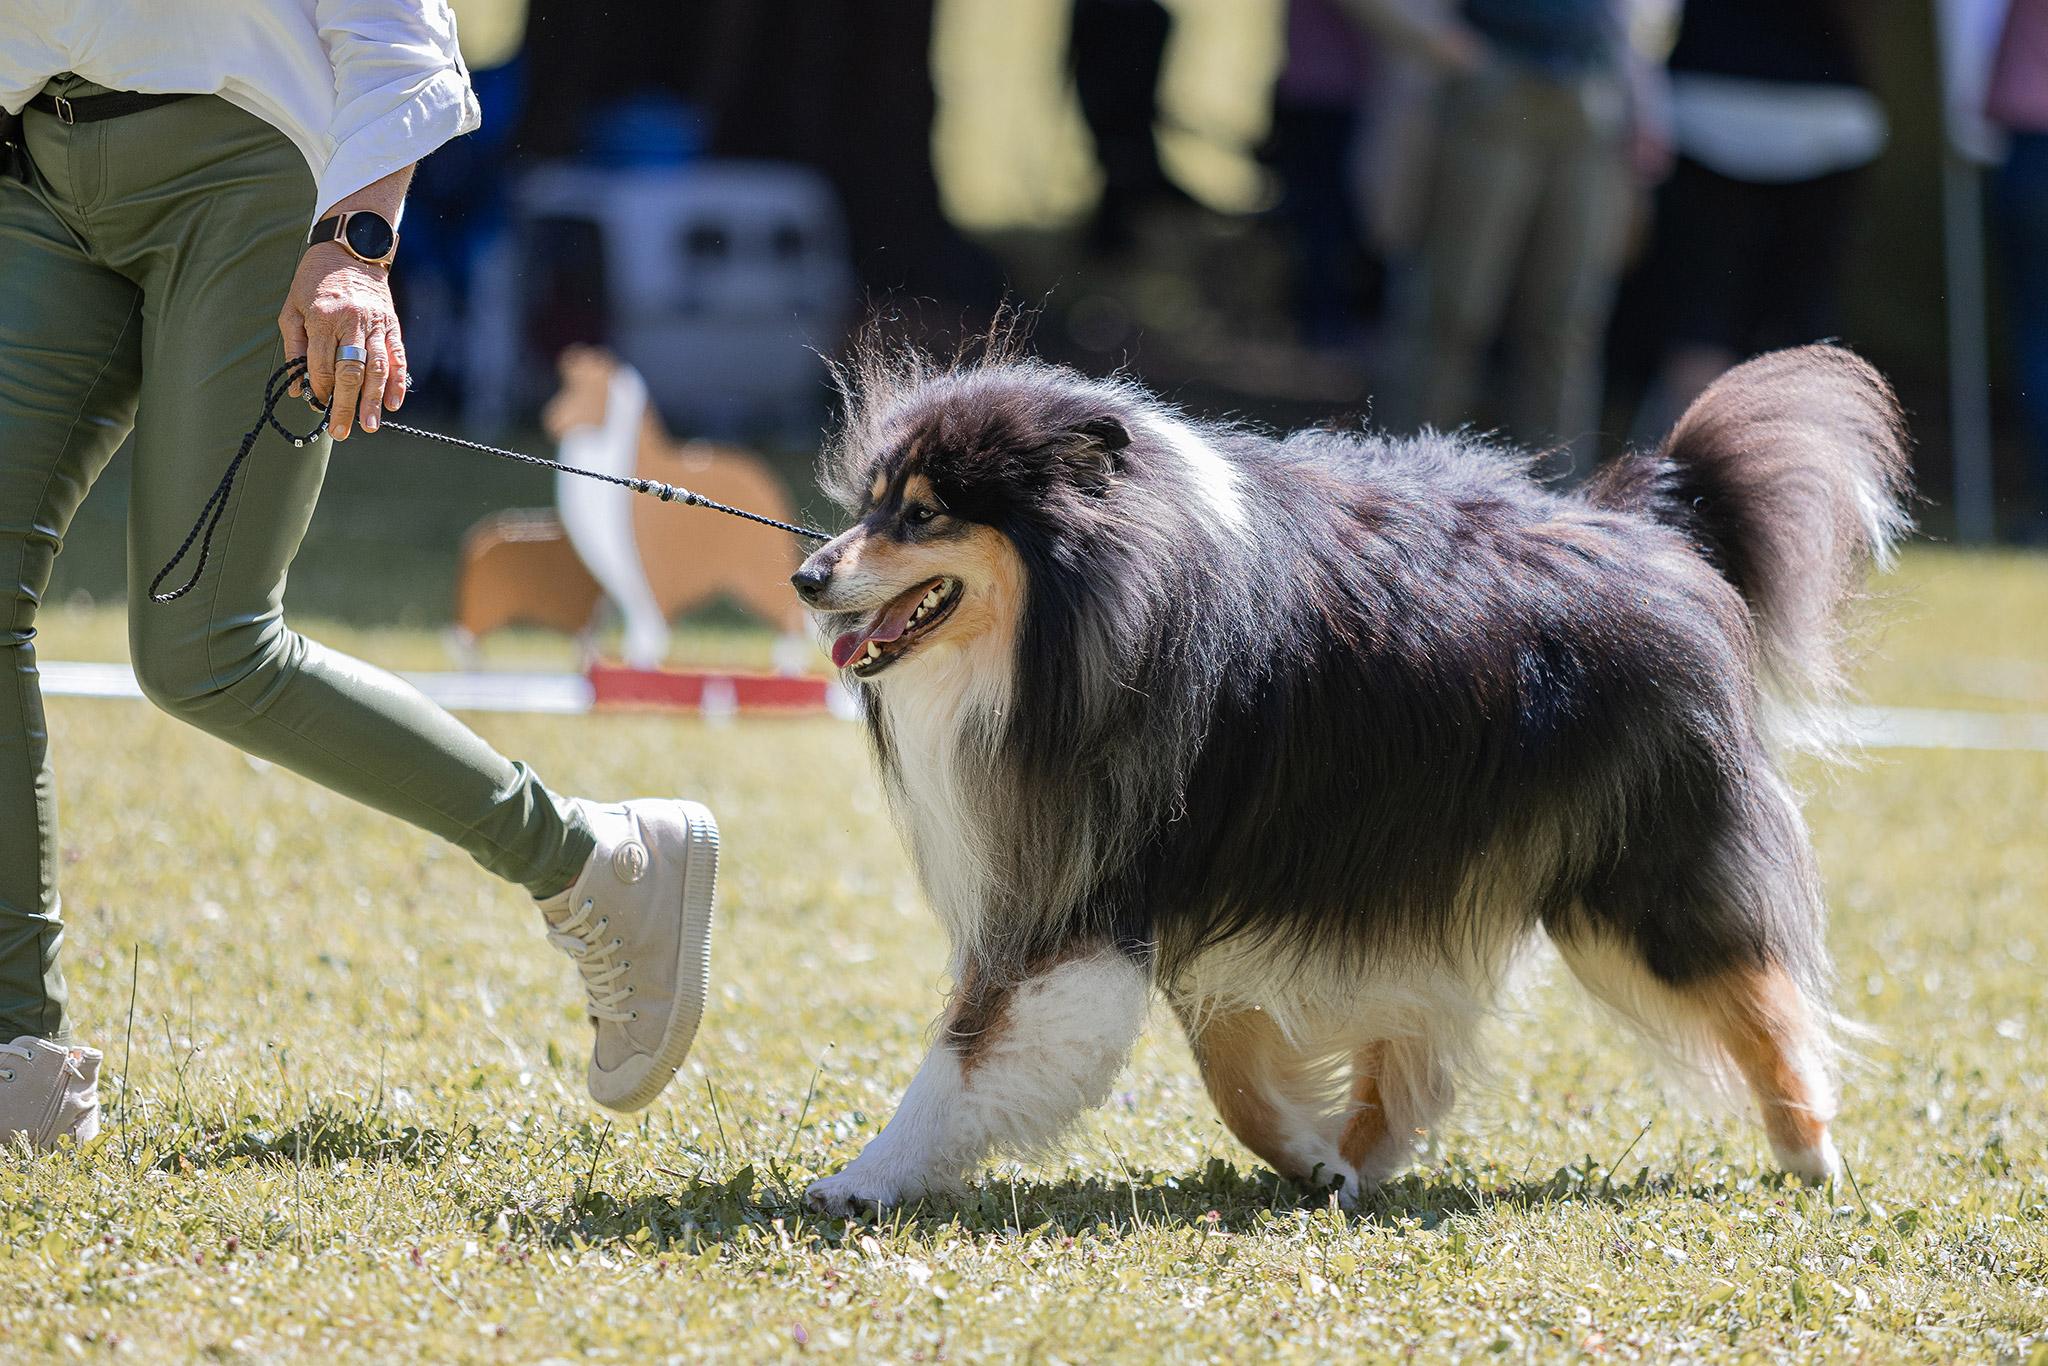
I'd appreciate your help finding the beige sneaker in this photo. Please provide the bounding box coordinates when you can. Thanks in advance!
[540,799,718,1111]
[1,1037,102,1150]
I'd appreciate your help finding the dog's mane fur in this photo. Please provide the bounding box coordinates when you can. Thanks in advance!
[817,334,1910,1023]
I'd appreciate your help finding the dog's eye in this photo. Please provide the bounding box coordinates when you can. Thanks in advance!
[904,504,940,527]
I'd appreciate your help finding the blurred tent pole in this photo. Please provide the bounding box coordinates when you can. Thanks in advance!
[1936,0,2011,543]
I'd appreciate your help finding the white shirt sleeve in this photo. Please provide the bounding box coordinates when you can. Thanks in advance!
[312,0,482,216]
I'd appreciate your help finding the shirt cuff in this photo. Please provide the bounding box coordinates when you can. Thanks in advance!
[313,65,481,221]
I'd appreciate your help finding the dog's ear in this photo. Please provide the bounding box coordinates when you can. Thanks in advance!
[1065,416,1130,495]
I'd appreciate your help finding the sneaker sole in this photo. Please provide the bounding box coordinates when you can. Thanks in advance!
[598,799,719,1112]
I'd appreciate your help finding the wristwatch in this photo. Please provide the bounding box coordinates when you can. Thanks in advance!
[307,209,398,267]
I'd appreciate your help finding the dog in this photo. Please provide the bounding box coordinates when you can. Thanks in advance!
[791,338,1910,1214]
[450,348,809,667]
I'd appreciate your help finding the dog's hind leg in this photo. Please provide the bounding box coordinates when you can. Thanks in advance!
[1337,1036,1457,1189]
[1556,760,1843,1182]
[1177,1005,1362,1203]
[1554,935,1841,1183]
[1694,963,1841,1181]
[806,946,1149,1215]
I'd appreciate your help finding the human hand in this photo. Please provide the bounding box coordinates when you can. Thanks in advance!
[278,241,408,440]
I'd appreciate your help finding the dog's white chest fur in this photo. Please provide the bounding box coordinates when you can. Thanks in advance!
[872,646,1011,959]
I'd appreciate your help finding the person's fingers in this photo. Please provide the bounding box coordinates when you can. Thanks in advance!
[384,325,409,411]
[328,330,368,441]
[304,313,339,410]
[279,309,309,398]
[358,323,391,433]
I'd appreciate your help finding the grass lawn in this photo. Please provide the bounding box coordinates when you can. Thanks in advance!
[3,547,2047,1361]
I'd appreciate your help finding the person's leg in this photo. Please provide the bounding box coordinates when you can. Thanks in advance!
[79,97,592,897]
[90,97,714,1110]
[1069,0,1180,251]
[1996,132,2048,533]
[1630,157,1761,443]
[1411,66,1545,434]
[1270,99,1371,348]
[1752,169,1860,352]
[1501,74,1631,473]
[0,130,145,1042]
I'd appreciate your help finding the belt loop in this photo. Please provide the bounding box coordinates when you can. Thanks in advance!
[52,96,74,125]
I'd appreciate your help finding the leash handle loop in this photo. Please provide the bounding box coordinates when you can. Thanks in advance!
[149,359,328,604]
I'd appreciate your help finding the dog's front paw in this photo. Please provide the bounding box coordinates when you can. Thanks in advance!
[805,1166,930,1217]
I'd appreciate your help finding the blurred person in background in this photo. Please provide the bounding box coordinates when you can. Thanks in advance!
[1990,0,2048,542]
[1627,0,1885,443]
[1344,0,1669,475]
[698,0,998,303]
[1069,0,1192,254]
[1266,0,1384,348]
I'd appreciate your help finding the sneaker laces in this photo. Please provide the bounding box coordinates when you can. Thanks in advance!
[545,898,637,1024]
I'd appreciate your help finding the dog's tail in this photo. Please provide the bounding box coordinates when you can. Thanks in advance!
[1587,345,1912,747]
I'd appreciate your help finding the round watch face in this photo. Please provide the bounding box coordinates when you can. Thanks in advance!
[342,213,395,261]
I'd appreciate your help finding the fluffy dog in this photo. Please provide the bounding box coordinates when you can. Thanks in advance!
[793,339,1910,1213]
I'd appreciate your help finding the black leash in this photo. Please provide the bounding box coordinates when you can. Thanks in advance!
[149,357,834,605]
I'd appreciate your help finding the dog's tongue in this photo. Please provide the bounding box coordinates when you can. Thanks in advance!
[830,586,929,668]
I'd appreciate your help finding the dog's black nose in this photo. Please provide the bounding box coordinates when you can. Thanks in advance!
[791,564,833,602]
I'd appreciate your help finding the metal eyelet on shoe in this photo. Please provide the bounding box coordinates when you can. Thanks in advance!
[0,1070,13,1082]
[629,1011,639,1021]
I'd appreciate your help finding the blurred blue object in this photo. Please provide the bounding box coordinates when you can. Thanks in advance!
[585,94,706,169]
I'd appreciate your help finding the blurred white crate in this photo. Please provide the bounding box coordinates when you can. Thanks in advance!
[513,160,853,438]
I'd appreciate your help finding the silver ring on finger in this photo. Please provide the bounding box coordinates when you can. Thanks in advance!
[335,344,368,366]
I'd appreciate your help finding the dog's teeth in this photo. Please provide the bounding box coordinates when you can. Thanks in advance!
[923,590,941,607]
[865,641,881,661]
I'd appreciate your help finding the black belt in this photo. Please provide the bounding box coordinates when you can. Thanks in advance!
[27,90,196,125]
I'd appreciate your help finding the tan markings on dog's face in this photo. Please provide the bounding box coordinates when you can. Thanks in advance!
[933,525,1022,660]
[801,454,1023,677]
[814,517,1016,616]
[868,468,889,507]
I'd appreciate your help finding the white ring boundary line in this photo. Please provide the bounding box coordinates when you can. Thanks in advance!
[38,660,594,716]
[28,660,2048,751]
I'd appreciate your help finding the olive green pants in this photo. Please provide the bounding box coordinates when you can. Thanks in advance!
[0,87,594,1040]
